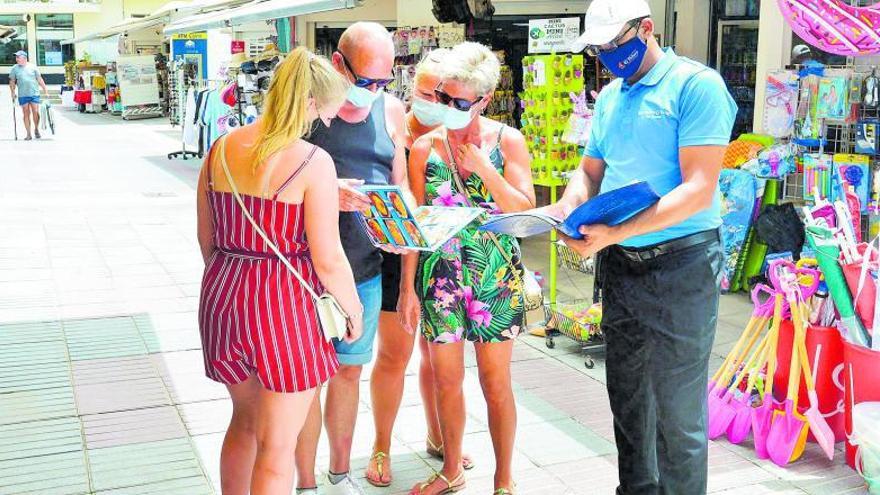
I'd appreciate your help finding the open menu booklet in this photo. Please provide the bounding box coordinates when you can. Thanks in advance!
[479,181,660,239]
[356,185,484,251]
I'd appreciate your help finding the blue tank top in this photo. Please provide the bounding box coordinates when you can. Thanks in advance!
[307,95,395,282]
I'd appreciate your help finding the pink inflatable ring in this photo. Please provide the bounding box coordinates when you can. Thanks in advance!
[778,0,880,56]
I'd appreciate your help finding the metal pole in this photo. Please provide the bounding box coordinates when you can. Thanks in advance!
[664,0,676,48]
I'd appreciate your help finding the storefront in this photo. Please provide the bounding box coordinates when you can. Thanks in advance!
[0,11,81,84]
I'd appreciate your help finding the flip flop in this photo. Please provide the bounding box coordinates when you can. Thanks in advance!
[494,489,516,495]
[365,451,392,487]
[426,437,475,470]
[409,470,466,495]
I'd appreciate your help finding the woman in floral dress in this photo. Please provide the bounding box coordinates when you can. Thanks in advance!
[399,42,536,495]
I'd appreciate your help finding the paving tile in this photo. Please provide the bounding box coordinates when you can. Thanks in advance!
[74,375,171,415]
[0,416,83,461]
[63,316,148,361]
[515,417,616,466]
[71,355,158,386]
[82,406,187,449]
[0,340,69,370]
[0,387,78,425]
[0,320,64,345]
[95,475,213,495]
[88,437,209,492]
[0,361,72,393]
[177,400,231,436]
[0,450,89,495]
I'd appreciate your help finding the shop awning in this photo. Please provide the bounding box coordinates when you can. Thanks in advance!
[163,0,359,35]
[61,17,165,44]
[61,0,252,45]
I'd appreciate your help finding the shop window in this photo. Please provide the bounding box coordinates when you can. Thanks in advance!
[36,14,75,66]
[0,15,28,66]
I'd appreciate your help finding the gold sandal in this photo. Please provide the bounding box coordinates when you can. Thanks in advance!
[426,437,475,470]
[410,470,466,495]
[365,451,392,487]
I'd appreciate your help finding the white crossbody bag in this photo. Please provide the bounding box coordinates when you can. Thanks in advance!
[216,137,348,342]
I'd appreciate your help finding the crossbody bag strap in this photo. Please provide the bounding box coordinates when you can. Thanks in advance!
[216,136,333,309]
[442,132,520,272]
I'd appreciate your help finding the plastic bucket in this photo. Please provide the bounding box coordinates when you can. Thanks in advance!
[775,322,846,442]
[852,402,880,494]
[845,342,880,470]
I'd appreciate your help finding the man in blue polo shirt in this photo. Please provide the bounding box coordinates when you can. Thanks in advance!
[9,50,48,141]
[546,1,736,493]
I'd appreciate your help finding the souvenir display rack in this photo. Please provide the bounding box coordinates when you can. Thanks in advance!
[779,64,880,239]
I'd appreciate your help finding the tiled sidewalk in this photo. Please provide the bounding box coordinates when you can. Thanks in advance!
[0,89,870,494]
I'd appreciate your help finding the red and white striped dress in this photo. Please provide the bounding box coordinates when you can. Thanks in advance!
[198,144,338,393]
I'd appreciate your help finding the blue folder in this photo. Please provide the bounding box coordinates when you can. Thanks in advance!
[479,181,660,239]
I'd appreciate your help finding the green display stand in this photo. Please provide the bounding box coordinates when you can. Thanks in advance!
[520,54,584,186]
[732,179,781,292]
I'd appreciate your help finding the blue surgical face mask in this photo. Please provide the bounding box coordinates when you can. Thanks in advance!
[346,84,382,108]
[411,97,446,127]
[598,34,648,79]
[442,106,474,130]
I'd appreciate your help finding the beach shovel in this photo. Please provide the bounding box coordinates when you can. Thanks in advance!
[708,313,770,439]
[726,331,772,443]
[753,294,784,458]
[794,314,837,460]
[767,273,810,466]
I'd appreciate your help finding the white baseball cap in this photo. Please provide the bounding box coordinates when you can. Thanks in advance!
[792,44,811,57]
[570,0,652,53]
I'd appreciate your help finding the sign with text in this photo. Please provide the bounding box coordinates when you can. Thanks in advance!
[528,18,581,54]
[231,40,245,54]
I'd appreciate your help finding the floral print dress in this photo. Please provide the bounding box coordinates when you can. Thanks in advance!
[417,130,526,344]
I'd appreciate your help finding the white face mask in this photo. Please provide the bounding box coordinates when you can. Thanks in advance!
[347,85,382,108]
[411,97,446,127]
[442,106,475,130]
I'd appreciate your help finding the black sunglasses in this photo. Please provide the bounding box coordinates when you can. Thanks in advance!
[338,52,394,89]
[585,17,647,57]
[434,88,484,111]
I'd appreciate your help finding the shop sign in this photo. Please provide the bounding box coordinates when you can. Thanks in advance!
[527,18,580,54]
[172,32,208,40]
[231,40,245,54]
[438,23,464,49]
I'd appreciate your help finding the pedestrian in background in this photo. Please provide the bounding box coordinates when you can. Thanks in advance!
[545,0,737,493]
[196,47,362,495]
[8,50,48,141]
[402,41,536,495]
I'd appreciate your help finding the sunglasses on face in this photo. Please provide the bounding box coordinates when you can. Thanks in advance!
[338,52,394,89]
[584,17,646,57]
[434,88,484,111]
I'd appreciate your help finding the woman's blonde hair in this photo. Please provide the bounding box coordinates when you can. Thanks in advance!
[254,47,349,167]
[443,42,500,96]
[413,48,450,87]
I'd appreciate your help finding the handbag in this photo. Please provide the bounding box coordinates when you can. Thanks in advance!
[216,136,349,342]
[442,134,544,312]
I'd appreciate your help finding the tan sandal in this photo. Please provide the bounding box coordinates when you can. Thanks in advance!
[493,488,515,494]
[409,470,466,495]
[365,451,392,487]
[426,437,475,470]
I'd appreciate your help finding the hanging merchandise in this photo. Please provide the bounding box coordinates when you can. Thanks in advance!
[520,54,585,183]
[816,74,850,121]
[764,70,800,138]
[720,169,759,292]
[833,154,871,213]
[803,153,833,202]
[776,0,880,57]
[562,90,593,148]
[857,119,880,155]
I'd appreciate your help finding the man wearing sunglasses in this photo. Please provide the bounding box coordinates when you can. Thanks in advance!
[296,21,410,495]
[543,1,737,494]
